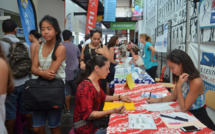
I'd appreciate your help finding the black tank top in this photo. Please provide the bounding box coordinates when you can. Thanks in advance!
[84,44,103,63]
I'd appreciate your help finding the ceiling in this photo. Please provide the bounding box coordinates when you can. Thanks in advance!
[71,0,136,28]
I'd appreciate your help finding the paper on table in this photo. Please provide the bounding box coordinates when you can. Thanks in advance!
[129,114,157,129]
[103,102,135,111]
[160,112,206,128]
[141,92,167,98]
[142,102,175,111]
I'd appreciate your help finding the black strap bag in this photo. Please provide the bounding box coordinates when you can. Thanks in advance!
[24,77,65,111]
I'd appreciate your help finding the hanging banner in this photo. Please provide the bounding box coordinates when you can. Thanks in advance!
[102,29,115,35]
[103,0,116,22]
[188,42,215,92]
[85,0,99,35]
[199,0,215,28]
[131,0,144,20]
[17,0,37,45]
[65,13,72,31]
[111,22,136,30]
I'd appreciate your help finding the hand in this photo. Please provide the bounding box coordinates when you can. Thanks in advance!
[146,97,160,104]
[150,58,156,62]
[177,73,189,88]
[112,105,126,114]
[95,47,104,55]
[41,69,55,80]
[120,96,132,102]
[80,62,86,70]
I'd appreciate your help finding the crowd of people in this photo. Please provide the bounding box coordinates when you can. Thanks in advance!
[0,15,215,134]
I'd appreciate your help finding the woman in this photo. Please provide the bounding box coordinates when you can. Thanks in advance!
[130,47,145,70]
[80,27,110,93]
[106,36,119,94]
[29,30,41,60]
[0,44,14,134]
[146,49,215,131]
[139,34,157,80]
[31,15,66,134]
[74,55,131,134]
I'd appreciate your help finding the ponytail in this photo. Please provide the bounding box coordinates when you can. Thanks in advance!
[140,33,152,43]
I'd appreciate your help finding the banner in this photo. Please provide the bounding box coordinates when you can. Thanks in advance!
[103,0,116,22]
[65,13,72,31]
[188,42,215,93]
[155,33,167,53]
[17,0,37,45]
[199,0,215,28]
[85,0,99,35]
[111,22,136,30]
[102,29,115,35]
[131,0,144,20]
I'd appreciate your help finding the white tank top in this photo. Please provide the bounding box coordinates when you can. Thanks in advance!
[0,94,7,134]
[136,56,144,66]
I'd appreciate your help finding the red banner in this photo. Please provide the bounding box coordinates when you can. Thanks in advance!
[85,0,99,35]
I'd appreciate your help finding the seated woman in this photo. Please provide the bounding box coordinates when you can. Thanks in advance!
[130,47,145,70]
[73,55,131,134]
[146,49,215,131]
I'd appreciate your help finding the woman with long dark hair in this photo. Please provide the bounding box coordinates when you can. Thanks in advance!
[147,49,215,131]
[0,44,14,134]
[31,15,66,134]
[74,55,131,134]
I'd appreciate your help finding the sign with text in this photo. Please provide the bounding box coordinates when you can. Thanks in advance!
[111,22,136,30]
[103,0,116,22]
[155,33,167,53]
[85,0,99,35]
[102,29,115,35]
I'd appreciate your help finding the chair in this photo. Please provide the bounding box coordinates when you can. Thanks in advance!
[155,66,166,82]
[205,90,215,124]
[157,82,175,92]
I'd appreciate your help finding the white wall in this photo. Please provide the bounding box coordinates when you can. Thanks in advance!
[0,0,19,13]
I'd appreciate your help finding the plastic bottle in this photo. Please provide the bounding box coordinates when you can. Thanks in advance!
[131,64,134,73]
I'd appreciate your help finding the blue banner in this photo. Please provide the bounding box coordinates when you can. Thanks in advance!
[17,0,37,45]
[103,0,116,22]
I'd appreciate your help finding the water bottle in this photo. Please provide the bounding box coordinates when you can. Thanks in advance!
[131,64,134,73]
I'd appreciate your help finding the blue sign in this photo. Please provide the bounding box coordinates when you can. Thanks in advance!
[210,12,215,24]
[103,0,116,22]
[17,0,37,45]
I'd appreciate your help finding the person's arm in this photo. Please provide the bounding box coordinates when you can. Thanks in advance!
[146,85,177,103]
[80,45,86,69]
[87,105,125,120]
[133,56,137,66]
[0,59,9,95]
[148,46,156,62]
[95,45,111,61]
[105,95,132,102]
[176,74,203,112]
[109,47,117,64]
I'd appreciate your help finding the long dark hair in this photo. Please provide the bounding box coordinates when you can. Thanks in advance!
[0,44,14,96]
[90,27,102,38]
[77,55,108,85]
[167,49,200,83]
[39,15,61,60]
[108,36,118,47]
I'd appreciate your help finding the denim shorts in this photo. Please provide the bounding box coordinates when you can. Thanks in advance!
[65,80,75,96]
[32,109,62,128]
[5,84,31,120]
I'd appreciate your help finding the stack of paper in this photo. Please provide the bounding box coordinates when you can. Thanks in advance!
[141,92,167,98]
[129,114,157,129]
[142,102,175,111]
[103,102,135,111]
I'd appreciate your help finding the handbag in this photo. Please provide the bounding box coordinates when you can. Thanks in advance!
[24,76,65,111]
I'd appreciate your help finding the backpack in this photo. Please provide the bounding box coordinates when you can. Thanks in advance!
[0,38,32,79]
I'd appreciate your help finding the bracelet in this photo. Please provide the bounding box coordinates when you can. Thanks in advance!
[80,59,84,62]
[119,95,121,101]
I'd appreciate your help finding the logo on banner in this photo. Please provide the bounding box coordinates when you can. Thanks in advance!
[200,52,215,66]
[21,0,28,8]
[210,12,215,24]
[90,0,96,7]
[163,37,167,47]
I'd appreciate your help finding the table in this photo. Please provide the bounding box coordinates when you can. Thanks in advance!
[109,67,155,89]
[107,84,214,134]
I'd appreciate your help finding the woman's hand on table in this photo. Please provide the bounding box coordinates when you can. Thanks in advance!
[121,96,132,102]
[112,105,126,114]
[146,97,160,104]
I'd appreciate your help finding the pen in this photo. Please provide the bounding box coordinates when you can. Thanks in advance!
[160,114,188,122]
[149,92,152,100]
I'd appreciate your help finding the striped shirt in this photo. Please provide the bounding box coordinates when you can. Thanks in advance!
[38,42,66,81]
[181,81,205,110]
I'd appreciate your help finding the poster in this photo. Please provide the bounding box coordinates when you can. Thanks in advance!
[155,33,167,53]
[103,0,116,22]
[131,0,144,20]
[199,0,215,28]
